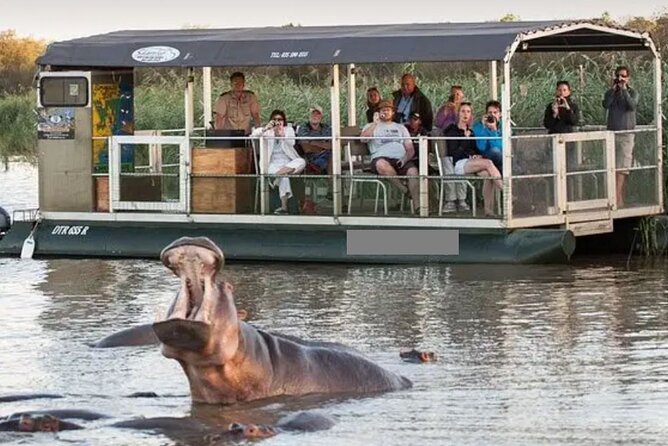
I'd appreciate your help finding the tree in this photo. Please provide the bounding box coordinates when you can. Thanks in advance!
[500,14,520,22]
[0,30,46,95]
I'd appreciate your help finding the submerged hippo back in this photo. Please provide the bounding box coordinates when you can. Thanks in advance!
[254,328,412,396]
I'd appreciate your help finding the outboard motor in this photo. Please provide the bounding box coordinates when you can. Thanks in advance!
[0,206,10,236]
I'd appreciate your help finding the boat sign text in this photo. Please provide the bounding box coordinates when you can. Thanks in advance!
[52,225,90,236]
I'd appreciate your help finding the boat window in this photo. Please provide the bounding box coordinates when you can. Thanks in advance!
[39,76,89,107]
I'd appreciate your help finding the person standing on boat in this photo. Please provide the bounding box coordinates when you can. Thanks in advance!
[213,72,262,134]
[361,99,420,213]
[252,110,305,214]
[392,73,434,131]
[444,102,503,217]
[472,100,503,172]
[543,81,579,135]
[602,66,638,208]
[365,87,382,123]
[434,85,465,131]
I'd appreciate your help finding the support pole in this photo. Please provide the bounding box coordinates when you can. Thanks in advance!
[419,137,428,217]
[501,60,512,220]
[489,61,498,100]
[347,64,356,126]
[203,67,212,128]
[654,52,663,211]
[330,64,342,216]
[184,68,194,136]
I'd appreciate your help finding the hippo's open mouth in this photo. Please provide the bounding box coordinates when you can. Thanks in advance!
[152,237,225,351]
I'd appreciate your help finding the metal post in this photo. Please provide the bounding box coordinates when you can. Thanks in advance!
[184,68,194,136]
[489,61,498,100]
[331,64,342,216]
[259,137,267,215]
[501,60,513,221]
[553,135,566,213]
[654,53,663,211]
[347,64,356,126]
[203,67,212,128]
[419,137,428,217]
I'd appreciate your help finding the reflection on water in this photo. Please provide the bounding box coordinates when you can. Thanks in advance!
[1,254,667,445]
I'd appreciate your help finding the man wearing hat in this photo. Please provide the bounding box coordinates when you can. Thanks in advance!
[296,105,332,176]
[361,99,420,213]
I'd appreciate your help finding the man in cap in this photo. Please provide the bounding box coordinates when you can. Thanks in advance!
[296,105,332,176]
[361,99,420,213]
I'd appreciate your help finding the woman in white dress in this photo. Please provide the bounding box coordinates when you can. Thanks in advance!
[252,109,306,214]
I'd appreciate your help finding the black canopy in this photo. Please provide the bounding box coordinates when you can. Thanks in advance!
[38,21,653,69]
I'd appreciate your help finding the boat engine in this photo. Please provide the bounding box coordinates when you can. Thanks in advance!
[0,206,10,236]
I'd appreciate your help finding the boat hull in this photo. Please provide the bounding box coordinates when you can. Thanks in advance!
[0,219,576,264]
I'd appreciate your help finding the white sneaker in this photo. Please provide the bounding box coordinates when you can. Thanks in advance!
[457,200,470,211]
[443,201,457,213]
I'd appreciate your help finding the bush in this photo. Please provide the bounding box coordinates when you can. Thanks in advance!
[0,92,37,167]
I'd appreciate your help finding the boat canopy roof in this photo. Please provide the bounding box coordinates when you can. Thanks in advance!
[38,20,655,69]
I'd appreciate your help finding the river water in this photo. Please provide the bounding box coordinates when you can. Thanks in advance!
[1,162,667,445]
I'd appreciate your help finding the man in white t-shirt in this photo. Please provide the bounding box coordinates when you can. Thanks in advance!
[360,99,419,213]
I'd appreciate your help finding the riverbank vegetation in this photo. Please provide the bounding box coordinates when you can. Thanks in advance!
[1,15,668,190]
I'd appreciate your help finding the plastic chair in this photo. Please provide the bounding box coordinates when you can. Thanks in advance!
[433,140,477,216]
[341,126,388,215]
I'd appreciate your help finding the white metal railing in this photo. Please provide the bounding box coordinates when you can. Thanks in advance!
[99,128,662,232]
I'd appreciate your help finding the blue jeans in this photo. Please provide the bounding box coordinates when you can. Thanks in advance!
[483,148,502,172]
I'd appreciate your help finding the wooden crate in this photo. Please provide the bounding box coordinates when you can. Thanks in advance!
[191,147,253,214]
[95,176,109,212]
[95,176,163,211]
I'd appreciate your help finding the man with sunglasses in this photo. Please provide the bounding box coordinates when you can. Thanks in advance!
[603,66,639,207]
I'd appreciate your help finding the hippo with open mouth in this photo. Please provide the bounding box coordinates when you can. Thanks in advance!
[151,236,412,404]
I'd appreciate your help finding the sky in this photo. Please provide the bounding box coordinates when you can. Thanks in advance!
[2,0,666,41]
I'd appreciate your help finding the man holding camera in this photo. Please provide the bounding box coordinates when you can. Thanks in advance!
[472,100,503,171]
[602,66,639,208]
[543,81,579,134]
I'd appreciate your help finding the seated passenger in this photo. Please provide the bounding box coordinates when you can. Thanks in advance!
[472,100,503,171]
[434,85,464,131]
[361,99,420,213]
[365,87,382,124]
[404,112,436,174]
[296,105,332,175]
[444,102,503,217]
[252,109,306,214]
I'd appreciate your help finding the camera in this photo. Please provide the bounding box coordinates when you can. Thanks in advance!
[613,78,621,85]
[485,115,496,124]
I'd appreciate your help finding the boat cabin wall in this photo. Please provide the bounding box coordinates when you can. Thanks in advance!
[37,70,135,212]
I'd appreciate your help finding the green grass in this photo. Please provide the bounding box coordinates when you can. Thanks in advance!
[0,92,37,168]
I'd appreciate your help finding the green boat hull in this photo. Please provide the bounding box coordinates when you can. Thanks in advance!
[0,219,576,264]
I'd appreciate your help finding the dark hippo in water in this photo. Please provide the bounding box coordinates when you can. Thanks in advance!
[0,414,83,432]
[152,236,412,404]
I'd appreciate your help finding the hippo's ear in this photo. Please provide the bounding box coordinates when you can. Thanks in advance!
[237,309,248,321]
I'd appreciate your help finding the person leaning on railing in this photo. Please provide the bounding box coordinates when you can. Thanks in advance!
[444,102,503,217]
[251,109,306,215]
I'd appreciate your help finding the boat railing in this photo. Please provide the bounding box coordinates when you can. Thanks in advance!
[12,208,40,223]
[101,126,662,231]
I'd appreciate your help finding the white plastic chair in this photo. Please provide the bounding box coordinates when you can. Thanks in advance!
[434,140,477,216]
[341,126,388,215]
